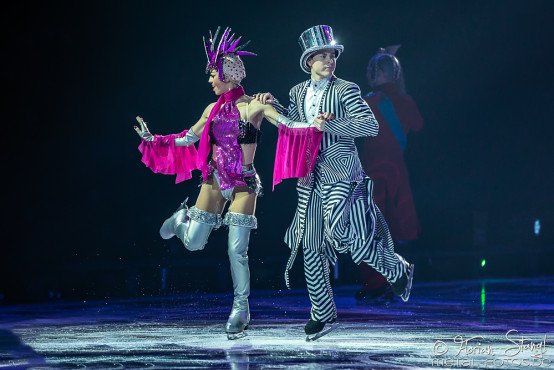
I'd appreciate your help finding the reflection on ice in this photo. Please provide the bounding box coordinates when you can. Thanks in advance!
[0,278,552,368]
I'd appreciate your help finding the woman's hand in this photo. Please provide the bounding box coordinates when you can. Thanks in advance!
[313,117,325,131]
[134,116,154,141]
[254,92,274,104]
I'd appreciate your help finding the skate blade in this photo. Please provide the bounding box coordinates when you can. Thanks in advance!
[226,324,248,340]
[400,264,414,302]
[305,323,338,342]
[227,331,248,340]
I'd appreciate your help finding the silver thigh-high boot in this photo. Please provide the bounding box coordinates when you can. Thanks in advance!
[160,199,221,251]
[223,212,257,339]
[160,198,189,240]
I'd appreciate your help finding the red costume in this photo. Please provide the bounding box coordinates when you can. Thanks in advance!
[360,82,423,293]
[362,82,423,240]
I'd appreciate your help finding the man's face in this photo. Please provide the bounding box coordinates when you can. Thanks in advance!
[307,49,337,78]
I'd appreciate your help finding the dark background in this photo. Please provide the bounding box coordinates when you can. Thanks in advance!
[2,0,553,302]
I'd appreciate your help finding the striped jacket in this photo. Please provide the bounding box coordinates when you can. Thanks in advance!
[275,76,381,282]
[275,76,379,187]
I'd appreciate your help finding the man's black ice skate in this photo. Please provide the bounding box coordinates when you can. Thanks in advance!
[305,318,338,342]
[391,264,414,302]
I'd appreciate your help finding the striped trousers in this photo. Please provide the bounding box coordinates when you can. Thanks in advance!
[300,177,409,322]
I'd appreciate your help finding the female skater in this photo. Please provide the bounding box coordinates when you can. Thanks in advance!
[134,27,281,339]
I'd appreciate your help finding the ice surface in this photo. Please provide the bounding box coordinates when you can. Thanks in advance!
[1,278,552,368]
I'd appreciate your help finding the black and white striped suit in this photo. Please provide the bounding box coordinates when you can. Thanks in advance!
[276,76,409,322]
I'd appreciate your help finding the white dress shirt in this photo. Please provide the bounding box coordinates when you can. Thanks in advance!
[304,76,331,123]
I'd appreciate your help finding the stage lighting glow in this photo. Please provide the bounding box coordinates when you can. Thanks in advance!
[481,259,486,267]
[331,40,336,45]
[481,282,486,321]
[534,219,540,235]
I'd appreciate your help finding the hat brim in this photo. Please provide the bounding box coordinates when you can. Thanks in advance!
[300,45,344,74]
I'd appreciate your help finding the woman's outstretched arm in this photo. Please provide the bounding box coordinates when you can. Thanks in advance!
[134,102,216,146]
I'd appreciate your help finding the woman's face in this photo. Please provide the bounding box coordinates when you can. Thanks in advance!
[208,69,236,96]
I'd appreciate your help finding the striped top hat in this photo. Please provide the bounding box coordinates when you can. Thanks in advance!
[298,25,344,74]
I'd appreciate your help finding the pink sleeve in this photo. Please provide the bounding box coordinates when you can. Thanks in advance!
[273,125,324,190]
[138,130,199,183]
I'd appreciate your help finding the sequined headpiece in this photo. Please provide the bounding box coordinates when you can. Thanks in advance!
[204,27,256,84]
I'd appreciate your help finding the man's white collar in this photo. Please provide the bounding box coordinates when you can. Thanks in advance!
[310,76,332,90]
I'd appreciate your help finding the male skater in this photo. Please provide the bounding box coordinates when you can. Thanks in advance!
[258,25,414,341]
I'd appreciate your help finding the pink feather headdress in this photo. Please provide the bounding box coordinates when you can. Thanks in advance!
[203,27,256,81]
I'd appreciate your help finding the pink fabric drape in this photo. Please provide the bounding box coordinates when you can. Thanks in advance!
[138,130,199,184]
[273,125,324,190]
[138,85,245,184]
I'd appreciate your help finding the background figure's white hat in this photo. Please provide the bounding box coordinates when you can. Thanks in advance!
[298,25,344,74]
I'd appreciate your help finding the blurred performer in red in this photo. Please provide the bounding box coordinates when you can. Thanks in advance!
[356,46,423,304]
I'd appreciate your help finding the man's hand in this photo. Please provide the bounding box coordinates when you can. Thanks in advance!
[317,112,335,121]
[134,116,154,141]
[254,92,274,105]
[313,112,335,131]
